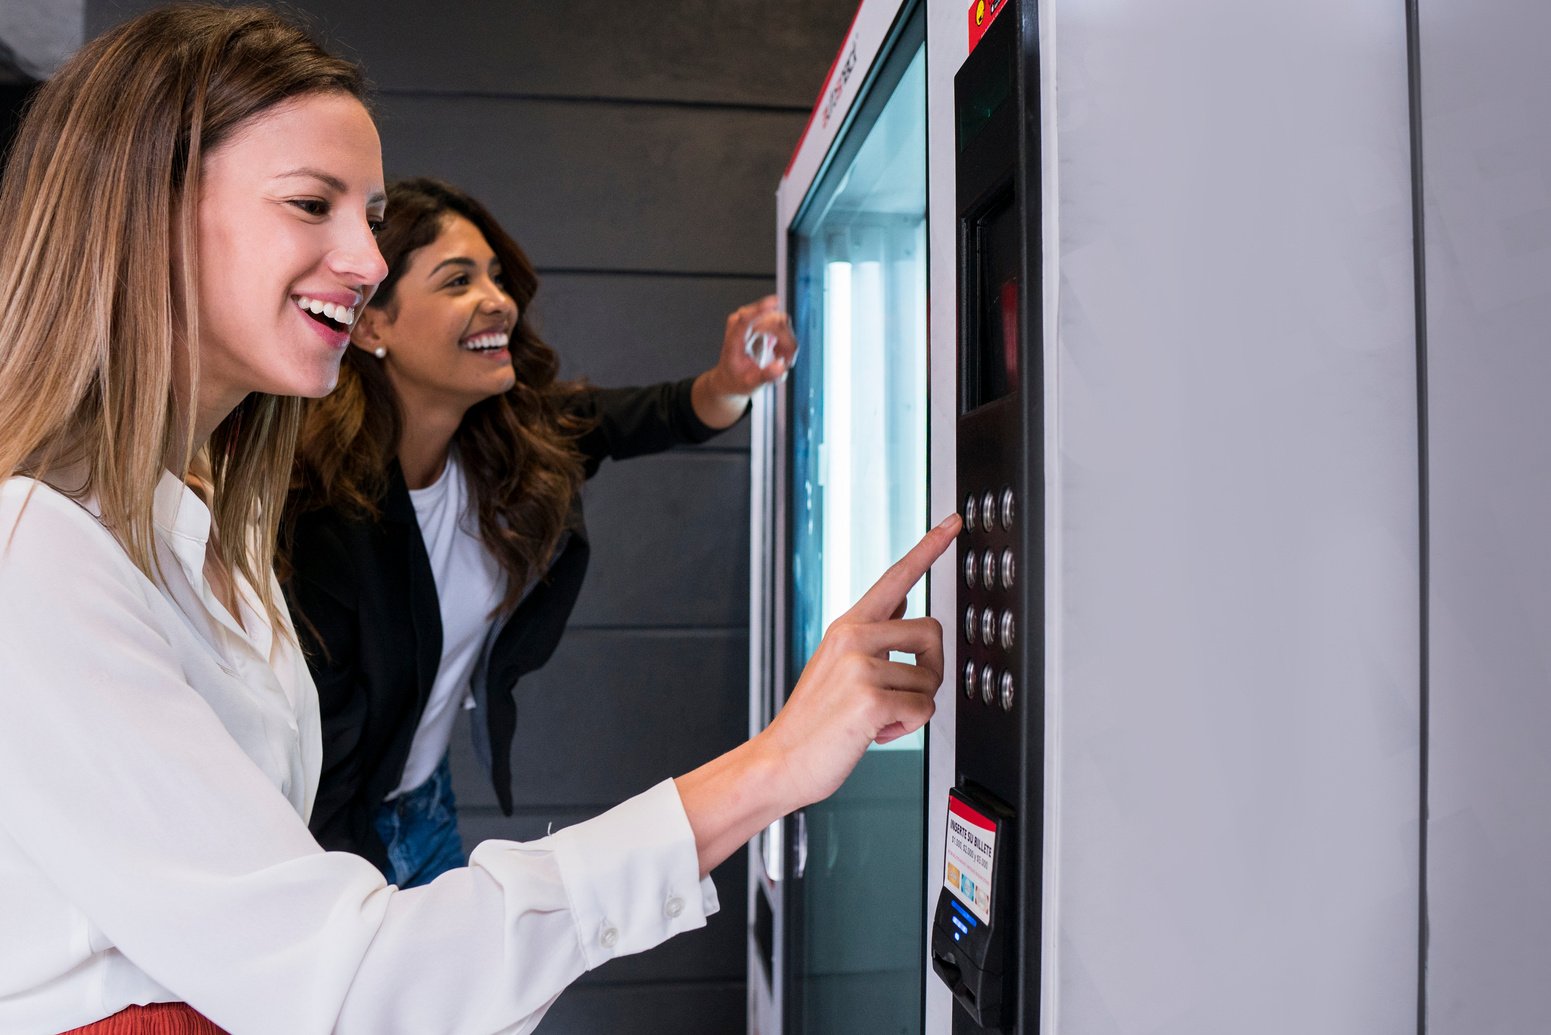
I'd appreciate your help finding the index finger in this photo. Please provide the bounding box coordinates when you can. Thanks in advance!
[844,514,963,623]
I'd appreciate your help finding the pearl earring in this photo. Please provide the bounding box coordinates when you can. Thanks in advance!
[373,347,386,359]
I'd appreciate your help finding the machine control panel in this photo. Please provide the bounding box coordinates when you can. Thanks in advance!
[960,484,1018,711]
[934,0,1042,1029]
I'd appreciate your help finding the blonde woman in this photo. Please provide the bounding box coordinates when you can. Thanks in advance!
[0,5,955,1034]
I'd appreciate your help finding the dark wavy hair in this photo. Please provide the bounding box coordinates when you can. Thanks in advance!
[284,178,591,613]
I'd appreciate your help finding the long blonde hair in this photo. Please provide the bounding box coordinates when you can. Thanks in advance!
[0,5,368,622]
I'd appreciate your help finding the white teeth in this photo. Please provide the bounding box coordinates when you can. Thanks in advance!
[294,295,356,327]
[462,332,510,351]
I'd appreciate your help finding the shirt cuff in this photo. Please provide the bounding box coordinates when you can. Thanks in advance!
[670,375,743,444]
[549,779,720,970]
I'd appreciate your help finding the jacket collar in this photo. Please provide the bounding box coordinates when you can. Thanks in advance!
[379,459,418,527]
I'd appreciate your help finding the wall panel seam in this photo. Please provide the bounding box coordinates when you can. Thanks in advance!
[538,267,776,280]
[375,86,812,116]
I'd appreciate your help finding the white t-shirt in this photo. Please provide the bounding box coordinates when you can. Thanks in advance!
[0,474,716,1034]
[391,450,506,799]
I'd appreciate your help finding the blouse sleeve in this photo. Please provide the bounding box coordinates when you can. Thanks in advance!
[0,486,717,1035]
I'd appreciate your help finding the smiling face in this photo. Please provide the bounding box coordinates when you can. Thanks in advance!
[356,213,520,423]
[193,91,388,429]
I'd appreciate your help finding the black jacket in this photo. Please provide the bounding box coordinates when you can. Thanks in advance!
[282,378,723,869]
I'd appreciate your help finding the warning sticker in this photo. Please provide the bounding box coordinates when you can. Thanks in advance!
[967,0,1009,53]
[944,794,997,924]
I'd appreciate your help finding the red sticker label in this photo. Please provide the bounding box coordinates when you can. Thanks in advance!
[945,795,998,922]
[968,0,1009,53]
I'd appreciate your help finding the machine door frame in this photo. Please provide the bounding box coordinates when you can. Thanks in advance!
[749,1,928,1031]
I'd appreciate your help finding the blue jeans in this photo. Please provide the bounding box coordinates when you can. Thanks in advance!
[373,753,466,888]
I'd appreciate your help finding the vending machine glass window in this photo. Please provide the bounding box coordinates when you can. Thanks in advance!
[785,36,927,1035]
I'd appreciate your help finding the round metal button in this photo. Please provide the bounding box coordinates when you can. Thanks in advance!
[1000,548,1015,589]
[980,608,996,646]
[982,549,996,587]
[980,663,996,705]
[1000,487,1015,529]
[964,493,977,532]
[964,606,977,644]
[981,490,997,527]
[1000,610,1015,649]
[963,551,978,589]
[1000,670,1015,711]
[963,661,977,700]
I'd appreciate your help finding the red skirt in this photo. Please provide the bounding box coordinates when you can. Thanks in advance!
[59,1003,228,1035]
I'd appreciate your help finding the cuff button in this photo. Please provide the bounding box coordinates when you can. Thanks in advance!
[599,923,620,949]
[665,895,685,919]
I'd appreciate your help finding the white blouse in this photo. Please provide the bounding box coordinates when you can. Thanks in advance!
[0,474,716,1034]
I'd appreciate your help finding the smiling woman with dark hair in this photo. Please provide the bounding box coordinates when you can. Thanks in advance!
[282,177,798,888]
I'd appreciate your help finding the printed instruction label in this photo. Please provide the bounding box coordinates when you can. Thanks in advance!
[944,794,997,924]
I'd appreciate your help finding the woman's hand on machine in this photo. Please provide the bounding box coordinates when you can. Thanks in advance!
[675,514,961,876]
[690,295,798,428]
[759,513,960,805]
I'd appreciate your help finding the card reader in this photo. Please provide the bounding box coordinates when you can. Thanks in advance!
[931,786,1015,1029]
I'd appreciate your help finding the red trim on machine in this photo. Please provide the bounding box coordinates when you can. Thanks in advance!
[783,0,867,178]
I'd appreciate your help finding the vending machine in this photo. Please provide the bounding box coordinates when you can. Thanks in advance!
[757,0,1427,1033]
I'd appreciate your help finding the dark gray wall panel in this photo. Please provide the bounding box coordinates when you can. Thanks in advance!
[447,628,746,810]
[571,452,749,628]
[537,272,774,392]
[539,980,744,1035]
[87,0,853,110]
[535,272,769,452]
[374,95,801,275]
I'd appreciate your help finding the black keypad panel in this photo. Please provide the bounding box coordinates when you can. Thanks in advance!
[960,484,1018,712]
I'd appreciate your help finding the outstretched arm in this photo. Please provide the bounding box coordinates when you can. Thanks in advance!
[675,513,960,876]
